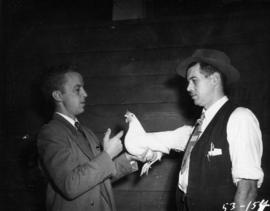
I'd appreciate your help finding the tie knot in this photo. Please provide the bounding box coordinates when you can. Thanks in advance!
[75,121,87,138]
[196,112,205,126]
[75,121,81,130]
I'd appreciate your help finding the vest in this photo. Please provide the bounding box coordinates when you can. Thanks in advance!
[186,101,238,211]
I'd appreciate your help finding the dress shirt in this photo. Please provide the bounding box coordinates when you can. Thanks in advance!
[55,112,77,128]
[179,96,264,193]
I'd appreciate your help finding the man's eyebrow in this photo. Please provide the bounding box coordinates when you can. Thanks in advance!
[74,84,83,89]
[187,76,197,81]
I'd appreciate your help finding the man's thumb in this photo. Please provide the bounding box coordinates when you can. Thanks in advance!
[103,128,111,142]
[114,130,124,139]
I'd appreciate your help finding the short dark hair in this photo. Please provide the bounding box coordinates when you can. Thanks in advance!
[186,61,228,91]
[41,64,77,103]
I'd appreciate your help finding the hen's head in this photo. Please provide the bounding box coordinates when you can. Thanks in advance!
[124,111,136,123]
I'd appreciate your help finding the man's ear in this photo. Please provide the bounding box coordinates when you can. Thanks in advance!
[52,90,63,102]
[211,72,221,85]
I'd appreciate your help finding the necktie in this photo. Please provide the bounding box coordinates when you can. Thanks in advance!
[75,121,103,151]
[75,121,86,138]
[180,112,205,174]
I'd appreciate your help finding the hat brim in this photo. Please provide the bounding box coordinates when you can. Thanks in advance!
[176,56,240,84]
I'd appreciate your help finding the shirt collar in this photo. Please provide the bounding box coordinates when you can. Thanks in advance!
[203,96,228,124]
[55,112,78,128]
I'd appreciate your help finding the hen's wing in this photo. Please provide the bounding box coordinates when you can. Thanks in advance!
[148,125,193,152]
[124,111,171,156]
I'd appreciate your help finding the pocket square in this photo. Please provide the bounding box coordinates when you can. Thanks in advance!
[207,148,222,156]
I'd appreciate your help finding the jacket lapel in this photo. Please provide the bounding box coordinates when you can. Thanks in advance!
[53,114,95,160]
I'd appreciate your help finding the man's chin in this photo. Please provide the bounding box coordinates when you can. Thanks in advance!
[76,109,85,116]
[193,100,201,106]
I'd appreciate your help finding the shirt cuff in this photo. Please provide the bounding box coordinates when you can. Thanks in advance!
[232,166,264,188]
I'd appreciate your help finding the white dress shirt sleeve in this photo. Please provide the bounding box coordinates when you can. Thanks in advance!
[227,107,264,188]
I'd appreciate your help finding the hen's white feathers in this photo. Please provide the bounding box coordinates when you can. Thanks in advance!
[124,111,192,175]
[125,112,169,156]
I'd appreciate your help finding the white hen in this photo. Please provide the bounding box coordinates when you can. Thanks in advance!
[124,111,193,175]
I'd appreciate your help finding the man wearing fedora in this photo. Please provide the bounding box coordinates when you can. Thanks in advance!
[175,49,264,211]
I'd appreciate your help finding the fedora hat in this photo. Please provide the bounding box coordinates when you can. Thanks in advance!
[176,49,240,84]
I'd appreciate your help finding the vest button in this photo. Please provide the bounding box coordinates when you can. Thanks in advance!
[90,201,94,206]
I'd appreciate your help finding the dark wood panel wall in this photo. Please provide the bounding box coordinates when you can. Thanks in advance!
[2,8,270,211]
[0,0,4,137]
[0,0,6,208]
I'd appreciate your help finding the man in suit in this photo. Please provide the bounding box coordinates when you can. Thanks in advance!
[175,49,264,211]
[37,65,145,211]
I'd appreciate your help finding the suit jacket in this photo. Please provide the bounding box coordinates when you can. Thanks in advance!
[38,113,137,211]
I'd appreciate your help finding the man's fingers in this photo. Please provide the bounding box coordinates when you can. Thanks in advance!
[114,130,124,139]
[104,129,123,144]
[103,128,111,142]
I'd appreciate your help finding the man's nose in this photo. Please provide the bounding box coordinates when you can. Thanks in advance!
[186,83,192,92]
[82,88,88,98]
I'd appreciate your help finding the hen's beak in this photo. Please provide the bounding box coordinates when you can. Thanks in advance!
[125,115,130,123]
[124,110,131,123]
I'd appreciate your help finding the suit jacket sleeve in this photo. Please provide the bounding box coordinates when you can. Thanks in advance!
[38,124,117,200]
